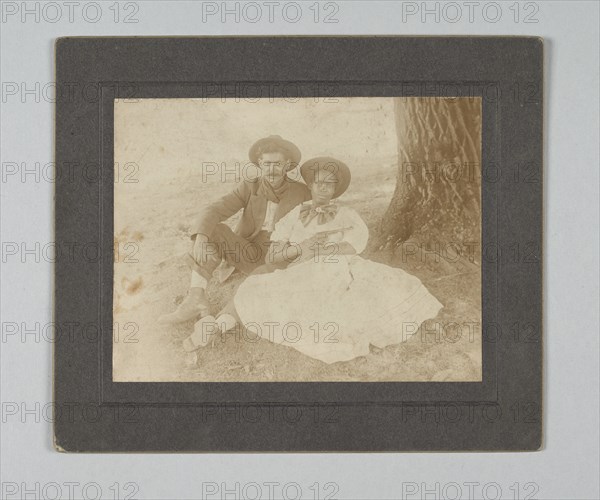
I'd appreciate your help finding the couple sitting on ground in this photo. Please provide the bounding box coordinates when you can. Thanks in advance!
[159,135,442,364]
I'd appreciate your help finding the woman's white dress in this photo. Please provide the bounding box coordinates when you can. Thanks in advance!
[234,203,443,364]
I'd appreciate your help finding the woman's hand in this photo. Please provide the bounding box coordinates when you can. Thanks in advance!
[301,232,328,248]
[270,234,339,266]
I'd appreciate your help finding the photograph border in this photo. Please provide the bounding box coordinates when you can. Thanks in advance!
[54,36,542,451]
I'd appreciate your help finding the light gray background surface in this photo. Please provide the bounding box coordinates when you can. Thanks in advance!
[1,1,598,499]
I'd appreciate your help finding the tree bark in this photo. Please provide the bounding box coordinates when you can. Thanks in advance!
[379,97,481,250]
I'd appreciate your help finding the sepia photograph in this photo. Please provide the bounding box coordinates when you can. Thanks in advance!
[113,96,482,382]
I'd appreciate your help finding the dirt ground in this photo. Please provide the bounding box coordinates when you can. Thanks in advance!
[113,161,481,382]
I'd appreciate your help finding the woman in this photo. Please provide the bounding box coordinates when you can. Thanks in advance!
[183,157,443,364]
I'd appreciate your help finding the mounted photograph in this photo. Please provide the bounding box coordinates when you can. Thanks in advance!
[55,36,543,451]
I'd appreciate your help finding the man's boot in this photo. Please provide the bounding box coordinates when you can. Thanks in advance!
[158,287,210,325]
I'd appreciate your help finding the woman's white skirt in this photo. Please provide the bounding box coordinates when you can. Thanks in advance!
[234,256,443,364]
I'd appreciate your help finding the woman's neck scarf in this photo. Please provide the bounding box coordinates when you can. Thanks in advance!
[257,176,290,203]
[299,202,339,226]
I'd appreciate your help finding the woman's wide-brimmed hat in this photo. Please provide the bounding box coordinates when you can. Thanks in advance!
[248,135,301,167]
[300,156,351,199]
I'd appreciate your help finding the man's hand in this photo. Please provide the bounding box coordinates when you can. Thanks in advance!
[192,234,211,265]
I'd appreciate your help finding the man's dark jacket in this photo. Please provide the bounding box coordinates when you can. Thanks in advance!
[191,178,311,241]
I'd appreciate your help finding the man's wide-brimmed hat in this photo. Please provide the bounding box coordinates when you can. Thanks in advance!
[300,156,351,199]
[249,135,301,167]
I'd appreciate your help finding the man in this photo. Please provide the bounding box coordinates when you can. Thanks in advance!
[159,135,311,324]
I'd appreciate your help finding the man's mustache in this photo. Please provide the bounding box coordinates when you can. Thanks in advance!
[262,172,287,186]
[263,170,284,179]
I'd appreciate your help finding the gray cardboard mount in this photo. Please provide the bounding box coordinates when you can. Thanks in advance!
[54,36,543,452]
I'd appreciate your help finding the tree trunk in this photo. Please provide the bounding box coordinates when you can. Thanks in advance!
[379,97,481,251]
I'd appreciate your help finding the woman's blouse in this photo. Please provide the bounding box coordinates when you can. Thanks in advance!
[270,202,369,254]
